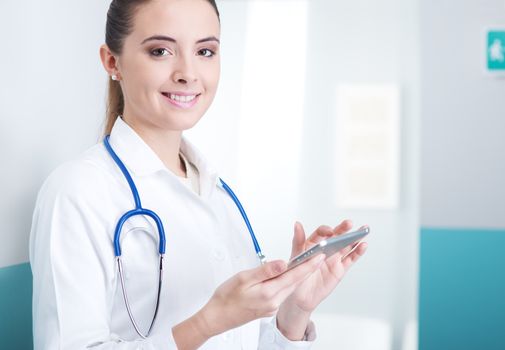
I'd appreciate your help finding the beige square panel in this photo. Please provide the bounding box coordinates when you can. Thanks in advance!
[335,84,400,209]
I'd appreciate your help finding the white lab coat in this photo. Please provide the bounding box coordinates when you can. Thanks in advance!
[29,117,315,349]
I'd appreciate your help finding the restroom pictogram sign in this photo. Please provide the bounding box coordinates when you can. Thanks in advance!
[487,30,505,71]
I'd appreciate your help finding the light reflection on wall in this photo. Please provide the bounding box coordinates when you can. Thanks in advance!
[235,0,308,259]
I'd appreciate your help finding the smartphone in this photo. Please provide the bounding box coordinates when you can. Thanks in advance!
[286,226,370,270]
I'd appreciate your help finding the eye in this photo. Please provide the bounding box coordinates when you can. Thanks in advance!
[150,48,170,57]
[198,48,215,58]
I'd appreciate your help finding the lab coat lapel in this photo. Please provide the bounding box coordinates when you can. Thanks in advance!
[107,117,172,177]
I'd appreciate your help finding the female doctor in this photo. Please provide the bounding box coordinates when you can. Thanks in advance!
[29,0,368,349]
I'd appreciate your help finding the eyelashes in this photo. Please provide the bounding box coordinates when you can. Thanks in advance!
[198,48,216,57]
[150,48,170,57]
[149,47,217,58]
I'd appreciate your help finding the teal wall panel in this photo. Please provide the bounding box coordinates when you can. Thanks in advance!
[0,263,33,350]
[420,228,505,350]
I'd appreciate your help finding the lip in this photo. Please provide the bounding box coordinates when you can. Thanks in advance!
[164,91,200,96]
[161,92,201,109]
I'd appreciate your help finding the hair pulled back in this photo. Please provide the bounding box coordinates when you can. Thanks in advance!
[103,0,220,135]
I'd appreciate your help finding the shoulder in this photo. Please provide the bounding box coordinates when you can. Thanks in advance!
[37,142,117,206]
[29,143,121,272]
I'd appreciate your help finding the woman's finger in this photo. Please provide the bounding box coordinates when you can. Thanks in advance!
[332,219,353,235]
[304,219,354,248]
[334,224,366,257]
[290,222,307,259]
[244,260,288,286]
[341,242,367,270]
[305,225,334,247]
[264,254,325,291]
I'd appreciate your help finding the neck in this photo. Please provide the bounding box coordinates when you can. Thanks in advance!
[121,114,186,177]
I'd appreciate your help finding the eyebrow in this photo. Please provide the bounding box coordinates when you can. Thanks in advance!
[140,35,220,45]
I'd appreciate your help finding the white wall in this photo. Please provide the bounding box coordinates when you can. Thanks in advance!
[420,0,505,228]
[0,0,110,267]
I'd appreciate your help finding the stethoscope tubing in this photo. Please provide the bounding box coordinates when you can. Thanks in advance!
[219,178,266,263]
[103,135,265,339]
[104,135,166,256]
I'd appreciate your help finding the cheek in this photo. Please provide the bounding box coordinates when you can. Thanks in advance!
[126,55,165,90]
[203,63,220,91]
[140,66,166,92]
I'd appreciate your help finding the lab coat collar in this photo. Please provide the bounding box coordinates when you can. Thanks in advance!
[108,116,220,197]
[179,135,220,197]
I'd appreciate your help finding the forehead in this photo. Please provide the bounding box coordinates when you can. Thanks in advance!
[131,0,220,42]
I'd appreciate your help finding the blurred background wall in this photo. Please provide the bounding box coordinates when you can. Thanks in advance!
[0,0,503,349]
[419,1,505,349]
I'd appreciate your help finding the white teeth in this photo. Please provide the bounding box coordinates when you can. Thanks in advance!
[168,93,197,103]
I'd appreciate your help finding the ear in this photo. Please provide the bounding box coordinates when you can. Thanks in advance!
[99,44,120,78]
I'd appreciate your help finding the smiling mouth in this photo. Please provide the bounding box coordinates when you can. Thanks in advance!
[161,92,201,103]
[161,92,202,109]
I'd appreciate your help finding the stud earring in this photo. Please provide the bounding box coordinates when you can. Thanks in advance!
[111,74,118,81]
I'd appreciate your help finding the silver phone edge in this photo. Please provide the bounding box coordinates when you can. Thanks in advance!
[286,226,369,271]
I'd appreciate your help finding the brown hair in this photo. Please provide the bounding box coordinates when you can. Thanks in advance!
[103,0,220,135]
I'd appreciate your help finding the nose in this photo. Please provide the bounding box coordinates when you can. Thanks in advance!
[172,54,197,84]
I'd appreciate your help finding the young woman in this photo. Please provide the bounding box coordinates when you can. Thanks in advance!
[29,0,367,349]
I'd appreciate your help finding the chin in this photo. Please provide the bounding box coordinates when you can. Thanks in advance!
[161,115,203,131]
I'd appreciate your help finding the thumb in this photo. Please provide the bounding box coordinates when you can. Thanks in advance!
[246,260,287,285]
[290,221,306,259]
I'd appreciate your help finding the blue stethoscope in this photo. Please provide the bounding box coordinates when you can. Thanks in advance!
[103,135,266,339]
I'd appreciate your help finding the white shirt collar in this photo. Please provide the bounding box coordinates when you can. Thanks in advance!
[108,116,220,197]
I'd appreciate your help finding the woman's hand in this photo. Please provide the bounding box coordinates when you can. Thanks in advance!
[276,220,368,340]
[172,254,325,350]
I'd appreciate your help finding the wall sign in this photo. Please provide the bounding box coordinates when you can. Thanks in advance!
[487,29,505,72]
